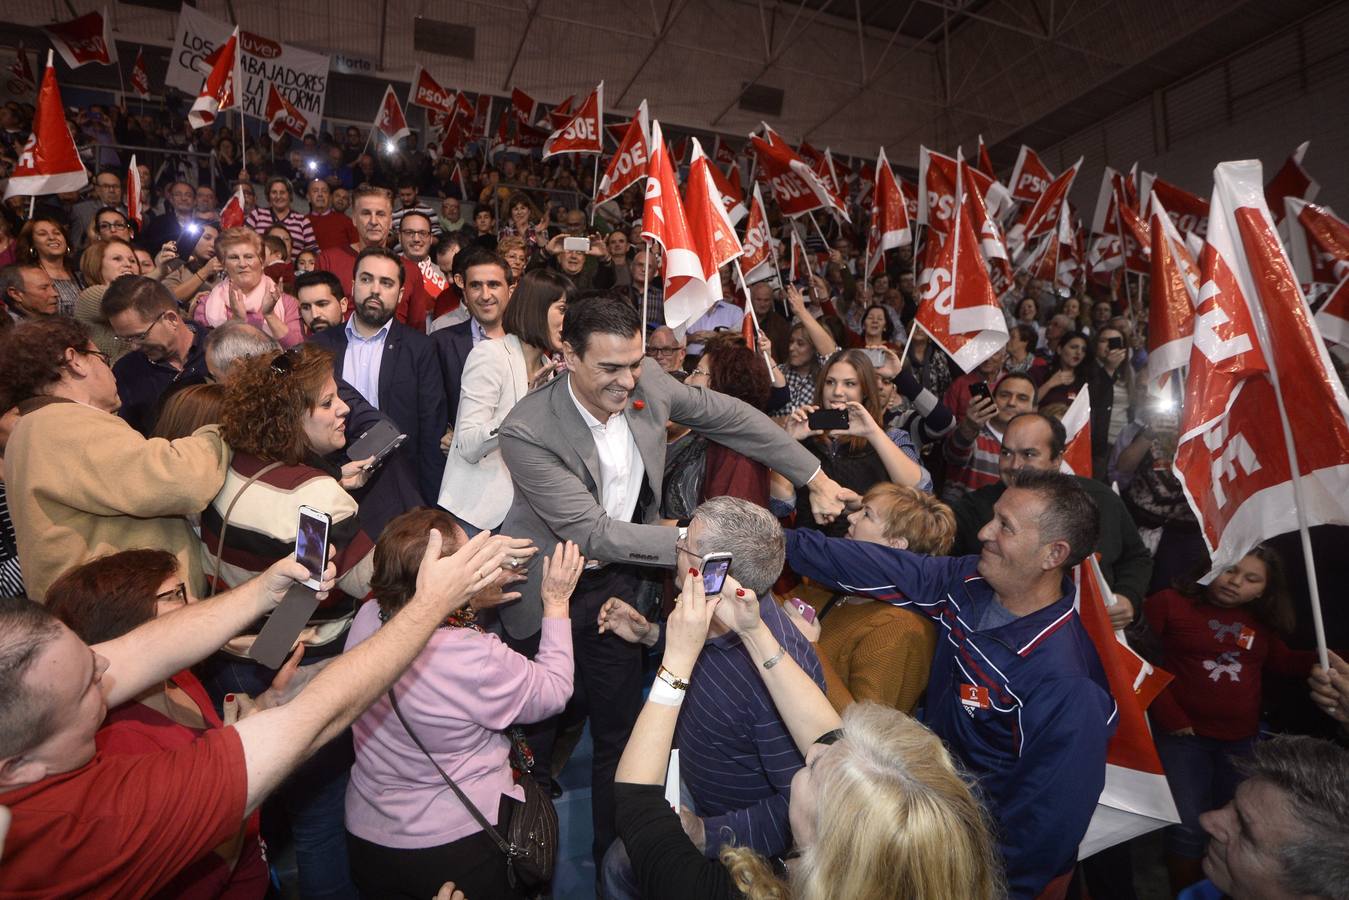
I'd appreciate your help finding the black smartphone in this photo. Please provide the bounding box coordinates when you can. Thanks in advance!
[700,552,733,595]
[969,382,993,401]
[1107,336,1125,350]
[347,419,406,470]
[806,408,849,431]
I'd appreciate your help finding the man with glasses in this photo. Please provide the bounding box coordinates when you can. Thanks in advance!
[396,211,447,298]
[70,168,125,251]
[0,317,229,601]
[101,276,210,436]
[645,325,686,377]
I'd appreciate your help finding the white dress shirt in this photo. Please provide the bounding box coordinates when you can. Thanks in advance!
[568,377,644,525]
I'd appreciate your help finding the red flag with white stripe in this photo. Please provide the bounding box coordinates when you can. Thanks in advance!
[129,48,150,99]
[789,228,812,283]
[961,159,1012,295]
[511,88,539,127]
[899,178,919,229]
[1315,278,1349,348]
[1008,158,1081,257]
[1060,389,1093,476]
[266,83,309,142]
[749,134,849,221]
[1284,198,1349,287]
[126,154,143,228]
[547,95,576,130]
[686,139,744,300]
[1173,160,1349,582]
[1008,145,1053,204]
[543,84,603,158]
[219,186,246,230]
[642,121,717,334]
[706,154,747,225]
[1142,175,1210,240]
[44,9,117,68]
[3,51,87,200]
[738,183,775,285]
[1264,142,1319,224]
[374,85,411,143]
[596,101,650,206]
[865,147,912,277]
[975,135,996,180]
[1146,193,1201,390]
[408,66,454,114]
[187,28,239,130]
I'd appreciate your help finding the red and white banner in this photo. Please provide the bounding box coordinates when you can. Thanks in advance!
[129,47,150,99]
[472,94,492,140]
[1060,388,1093,476]
[686,139,744,302]
[1145,193,1201,390]
[543,83,603,158]
[266,83,309,142]
[44,9,117,69]
[126,154,143,228]
[915,165,1008,372]
[749,134,849,221]
[510,87,538,127]
[642,121,717,334]
[1264,142,1319,225]
[1075,555,1179,858]
[546,95,576,130]
[865,147,912,277]
[975,134,996,180]
[1008,158,1081,257]
[712,136,738,169]
[1173,160,1349,581]
[789,228,812,283]
[3,51,87,199]
[408,66,455,114]
[1008,145,1053,204]
[738,183,775,284]
[437,108,471,160]
[705,155,747,225]
[961,159,1013,294]
[1142,174,1210,239]
[919,147,1011,235]
[187,28,239,130]
[374,84,411,143]
[898,177,920,228]
[1315,279,1349,348]
[1284,198,1349,287]
[596,101,650,206]
[219,186,246,230]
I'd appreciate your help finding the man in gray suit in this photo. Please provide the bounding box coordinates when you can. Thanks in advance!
[496,294,851,868]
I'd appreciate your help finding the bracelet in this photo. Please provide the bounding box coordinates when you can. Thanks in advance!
[648,679,686,707]
[656,665,690,691]
[762,645,787,670]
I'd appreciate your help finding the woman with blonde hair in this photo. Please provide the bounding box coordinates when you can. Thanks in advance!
[193,226,302,347]
[73,237,140,360]
[613,573,1003,900]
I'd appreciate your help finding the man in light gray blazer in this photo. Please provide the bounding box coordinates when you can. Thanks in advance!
[496,294,850,867]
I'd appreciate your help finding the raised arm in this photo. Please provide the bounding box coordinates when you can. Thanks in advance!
[785,283,837,357]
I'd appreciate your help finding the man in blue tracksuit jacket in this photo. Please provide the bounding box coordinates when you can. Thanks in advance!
[786,468,1117,898]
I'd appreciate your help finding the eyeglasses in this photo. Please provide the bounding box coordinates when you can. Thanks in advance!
[96,220,130,232]
[155,582,188,606]
[647,346,682,356]
[270,346,302,375]
[400,229,431,239]
[78,347,111,367]
[674,540,699,559]
[113,311,167,346]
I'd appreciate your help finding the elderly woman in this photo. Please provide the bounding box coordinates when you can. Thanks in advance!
[194,226,302,347]
[73,237,141,361]
[345,509,573,900]
[439,268,572,534]
[16,215,83,317]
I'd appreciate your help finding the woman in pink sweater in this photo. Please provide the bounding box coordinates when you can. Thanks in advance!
[344,508,583,900]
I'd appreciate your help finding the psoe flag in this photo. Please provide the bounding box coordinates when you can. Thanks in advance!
[44,9,117,68]
[4,51,88,200]
[595,101,650,206]
[543,83,603,158]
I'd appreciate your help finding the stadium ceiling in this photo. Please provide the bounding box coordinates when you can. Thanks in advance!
[3,0,1335,166]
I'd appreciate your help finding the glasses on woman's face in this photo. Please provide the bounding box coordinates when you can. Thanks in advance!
[97,219,131,233]
[78,347,111,368]
[155,582,189,606]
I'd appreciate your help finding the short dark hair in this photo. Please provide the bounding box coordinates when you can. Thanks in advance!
[294,269,345,300]
[100,273,177,321]
[0,596,64,759]
[505,269,576,353]
[1007,468,1099,568]
[561,292,642,357]
[354,245,405,288]
[265,176,293,199]
[861,304,895,342]
[0,317,93,409]
[994,372,1038,404]
[262,234,288,259]
[396,178,418,192]
[1007,411,1065,458]
[1011,323,1039,348]
[433,230,472,261]
[455,246,511,284]
[399,211,433,233]
[47,550,180,644]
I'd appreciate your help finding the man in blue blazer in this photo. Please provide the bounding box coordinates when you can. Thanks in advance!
[309,247,447,505]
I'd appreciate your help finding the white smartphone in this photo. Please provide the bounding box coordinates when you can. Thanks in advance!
[700,552,733,595]
[562,236,590,253]
[295,505,331,590]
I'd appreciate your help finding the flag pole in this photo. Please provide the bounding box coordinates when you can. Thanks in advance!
[734,262,775,375]
[639,243,651,352]
[895,319,920,370]
[806,209,830,248]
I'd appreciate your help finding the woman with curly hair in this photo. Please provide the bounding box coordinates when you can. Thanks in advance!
[195,341,375,899]
[16,215,83,317]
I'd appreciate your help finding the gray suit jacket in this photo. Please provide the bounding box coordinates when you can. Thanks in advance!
[496,357,819,637]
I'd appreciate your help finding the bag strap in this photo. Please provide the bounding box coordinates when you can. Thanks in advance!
[385,689,516,859]
[207,461,283,597]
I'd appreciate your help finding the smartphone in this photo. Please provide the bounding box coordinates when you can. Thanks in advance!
[294,505,331,590]
[248,584,320,669]
[1107,336,1125,350]
[861,347,888,368]
[806,407,849,431]
[700,552,733,595]
[562,236,590,253]
[789,597,817,623]
[969,382,993,401]
[347,418,406,470]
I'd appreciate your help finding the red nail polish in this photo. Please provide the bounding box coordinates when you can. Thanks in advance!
[224,694,235,703]
[735,589,746,597]
[688,568,698,576]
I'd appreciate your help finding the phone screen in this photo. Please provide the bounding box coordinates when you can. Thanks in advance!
[969,382,992,400]
[295,508,330,586]
[701,555,732,595]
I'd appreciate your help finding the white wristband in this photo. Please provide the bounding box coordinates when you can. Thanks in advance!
[647,679,686,707]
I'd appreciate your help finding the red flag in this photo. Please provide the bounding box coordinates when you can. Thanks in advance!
[865,147,912,277]
[408,66,455,114]
[797,141,825,169]
[713,137,737,169]
[976,135,996,180]
[471,94,492,140]
[898,177,919,228]
[672,136,689,167]
[915,160,1008,372]
[438,110,471,160]
[1008,158,1082,257]
[266,83,309,142]
[738,183,775,285]
[510,88,538,126]
[1075,555,1179,856]
[543,83,603,158]
[494,106,511,151]
[1314,278,1349,348]
[749,134,849,221]
[1060,389,1093,476]
[642,120,717,333]
[9,43,35,89]
[1142,175,1210,239]
[125,154,143,228]
[511,120,550,152]
[188,28,239,130]
[919,147,1010,236]
[789,228,812,283]
[219,186,246,230]
[1174,160,1349,580]
[3,51,87,199]
[961,160,1012,294]
[1145,193,1200,390]
[546,95,576,130]
[44,9,116,69]
[1008,144,1053,203]
[1264,142,1319,224]
[129,47,150,99]
[596,101,650,206]
[686,139,744,301]
[1284,198,1349,287]
[374,84,410,143]
[705,155,747,225]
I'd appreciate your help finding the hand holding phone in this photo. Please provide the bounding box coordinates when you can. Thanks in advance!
[294,506,331,590]
[806,407,849,432]
[968,381,992,401]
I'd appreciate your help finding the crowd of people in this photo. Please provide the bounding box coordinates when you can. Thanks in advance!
[1,95,1348,900]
